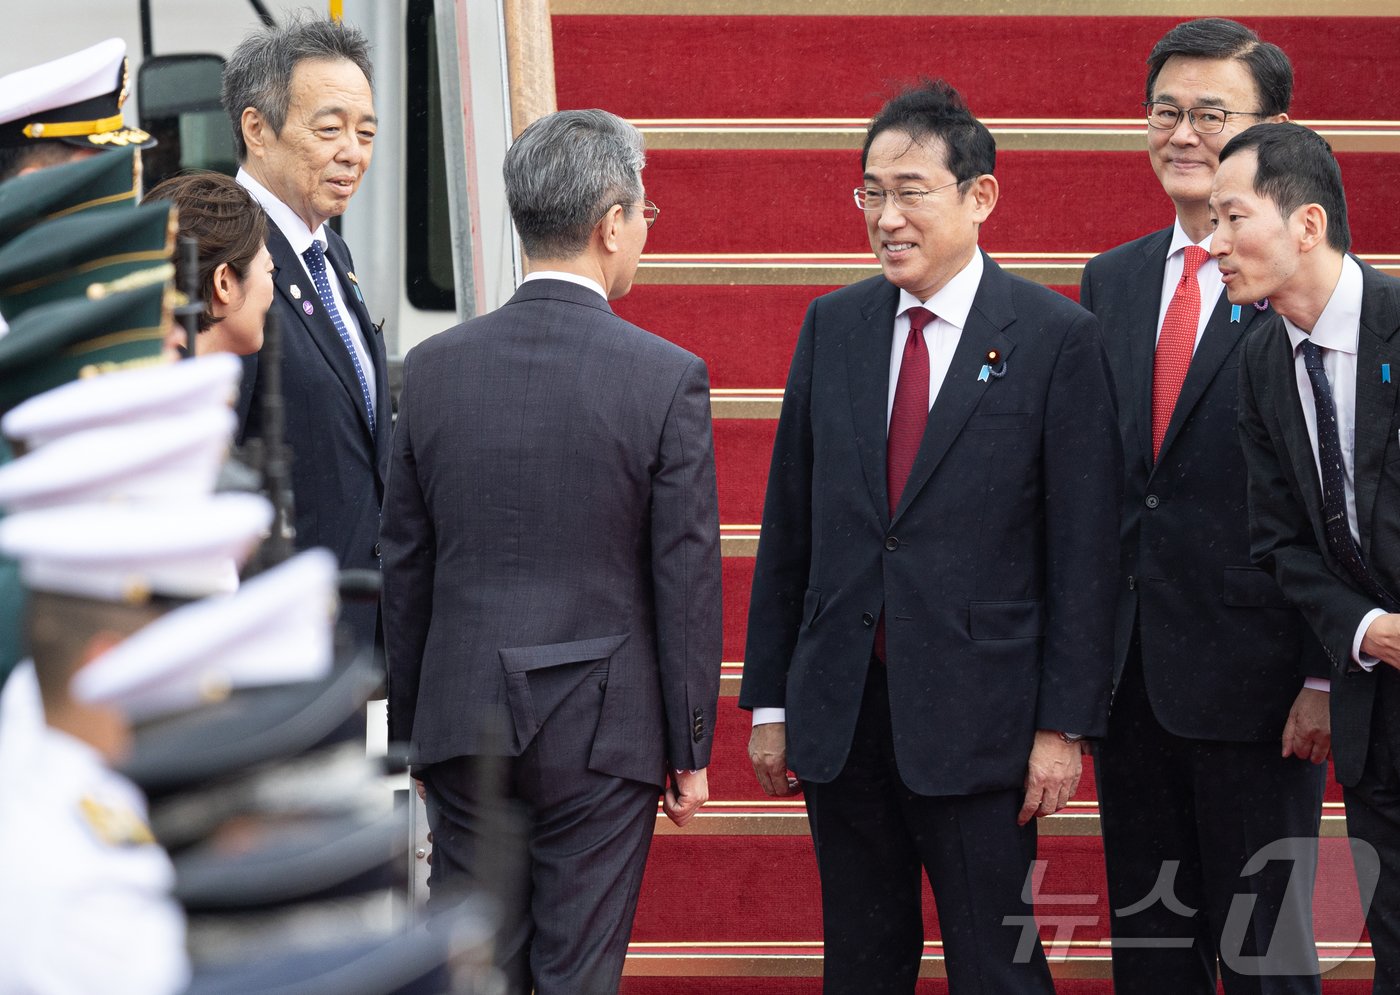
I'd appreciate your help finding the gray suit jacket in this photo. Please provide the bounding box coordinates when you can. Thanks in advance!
[381,278,722,787]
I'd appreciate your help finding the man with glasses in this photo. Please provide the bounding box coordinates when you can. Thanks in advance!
[1079,19,1325,995]
[741,80,1121,993]
[381,108,721,995]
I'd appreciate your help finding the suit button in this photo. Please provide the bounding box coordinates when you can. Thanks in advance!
[1144,495,1160,509]
[862,612,875,627]
[372,541,382,557]
[885,536,899,551]
[598,678,607,692]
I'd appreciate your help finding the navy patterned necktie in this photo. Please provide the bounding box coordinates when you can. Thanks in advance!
[302,240,375,433]
[1301,339,1397,609]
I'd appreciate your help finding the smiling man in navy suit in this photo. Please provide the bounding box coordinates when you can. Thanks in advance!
[741,80,1121,994]
[223,17,389,651]
[1080,20,1327,995]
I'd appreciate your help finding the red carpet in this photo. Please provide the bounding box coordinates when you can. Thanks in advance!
[553,7,1396,988]
[556,16,1400,121]
[639,150,1400,256]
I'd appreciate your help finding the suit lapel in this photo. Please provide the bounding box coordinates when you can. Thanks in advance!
[1155,289,1262,464]
[1123,231,1171,475]
[848,282,899,523]
[1353,261,1400,558]
[266,225,376,439]
[324,233,388,438]
[892,255,1015,523]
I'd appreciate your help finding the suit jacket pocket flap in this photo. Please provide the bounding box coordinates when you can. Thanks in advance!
[968,600,1043,640]
[1222,566,1291,609]
[499,633,630,673]
[801,588,823,627]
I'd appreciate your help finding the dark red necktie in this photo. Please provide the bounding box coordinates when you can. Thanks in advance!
[1151,245,1210,461]
[887,306,935,514]
[877,305,935,661]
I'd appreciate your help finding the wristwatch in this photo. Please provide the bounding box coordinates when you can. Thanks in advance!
[1058,731,1085,744]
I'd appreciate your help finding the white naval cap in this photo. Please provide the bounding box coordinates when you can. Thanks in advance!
[0,492,271,603]
[0,406,235,512]
[73,549,338,723]
[2,352,241,450]
[0,39,152,149]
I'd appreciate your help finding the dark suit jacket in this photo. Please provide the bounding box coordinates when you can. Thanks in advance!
[740,253,1123,797]
[1239,257,1400,785]
[380,278,722,788]
[1082,228,1325,743]
[239,222,391,647]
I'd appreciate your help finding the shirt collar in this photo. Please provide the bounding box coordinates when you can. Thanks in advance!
[236,168,327,256]
[522,270,608,302]
[1168,218,1213,258]
[1284,254,1363,356]
[896,249,984,329]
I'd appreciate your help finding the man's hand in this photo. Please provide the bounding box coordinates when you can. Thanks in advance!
[1361,613,1400,670]
[748,722,801,796]
[1281,687,1331,763]
[1019,730,1083,826]
[663,768,709,827]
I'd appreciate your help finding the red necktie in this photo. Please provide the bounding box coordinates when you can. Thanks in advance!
[876,305,934,662]
[887,306,935,515]
[1151,245,1210,460]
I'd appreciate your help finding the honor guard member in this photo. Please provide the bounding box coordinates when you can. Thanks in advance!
[0,38,154,184]
[0,494,272,995]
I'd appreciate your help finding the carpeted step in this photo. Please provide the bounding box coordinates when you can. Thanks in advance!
[629,832,1371,947]
[637,149,1400,256]
[714,419,777,523]
[555,15,1400,122]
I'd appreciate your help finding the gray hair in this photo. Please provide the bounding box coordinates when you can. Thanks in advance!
[503,109,645,260]
[221,13,374,163]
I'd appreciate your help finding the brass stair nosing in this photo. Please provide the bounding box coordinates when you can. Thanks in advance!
[636,119,1400,154]
[639,254,1400,288]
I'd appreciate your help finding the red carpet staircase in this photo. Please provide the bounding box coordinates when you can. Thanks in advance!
[546,4,1400,990]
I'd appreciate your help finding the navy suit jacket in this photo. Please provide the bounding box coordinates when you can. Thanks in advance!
[1082,228,1325,743]
[1239,258,1400,785]
[740,253,1123,796]
[239,222,391,647]
[380,279,722,787]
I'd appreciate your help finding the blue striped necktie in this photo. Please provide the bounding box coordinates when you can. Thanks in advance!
[302,240,375,433]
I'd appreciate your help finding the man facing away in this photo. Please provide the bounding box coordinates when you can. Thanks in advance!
[222,16,389,650]
[741,80,1122,994]
[1225,121,1400,995]
[381,109,722,995]
[1080,19,1327,993]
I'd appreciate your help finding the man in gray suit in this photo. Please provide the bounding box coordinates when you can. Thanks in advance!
[381,109,722,995]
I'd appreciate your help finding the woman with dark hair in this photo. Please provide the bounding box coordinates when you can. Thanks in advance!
[144,171,273,356]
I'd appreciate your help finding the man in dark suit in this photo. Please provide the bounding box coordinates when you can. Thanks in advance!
[1080,21,1327,994]
[740,80,1121,994]
[222,17,389,648]
[381,109,722,995]
[1227,122,1400,995]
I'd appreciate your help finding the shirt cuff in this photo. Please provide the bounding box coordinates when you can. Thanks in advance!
[1353,608,1386,672]
[752,707,786,726]
[1302,677,1331,692]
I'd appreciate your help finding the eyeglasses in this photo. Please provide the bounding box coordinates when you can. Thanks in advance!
[632,200,661,228]
[1143,101,1265,136]
[853,180,961,212]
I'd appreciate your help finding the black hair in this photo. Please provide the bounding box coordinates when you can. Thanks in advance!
[1219,123,1351,253]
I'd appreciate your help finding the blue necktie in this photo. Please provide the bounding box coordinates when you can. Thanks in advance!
[1301,339,1396,610]
[302,240,375,433]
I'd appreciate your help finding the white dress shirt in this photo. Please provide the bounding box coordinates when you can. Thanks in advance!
[236,168,377,411]
[753,253,985,729]
[1281,255,1383,669]
[522,270,608,301]
[1156,221,1225,352]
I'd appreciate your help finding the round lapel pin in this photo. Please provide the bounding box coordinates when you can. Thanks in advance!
[302,301,315,316]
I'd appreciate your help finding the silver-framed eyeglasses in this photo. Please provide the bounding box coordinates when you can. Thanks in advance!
[633,200,660,228]
[1143,101,1265,135]
[853,180,961,212]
